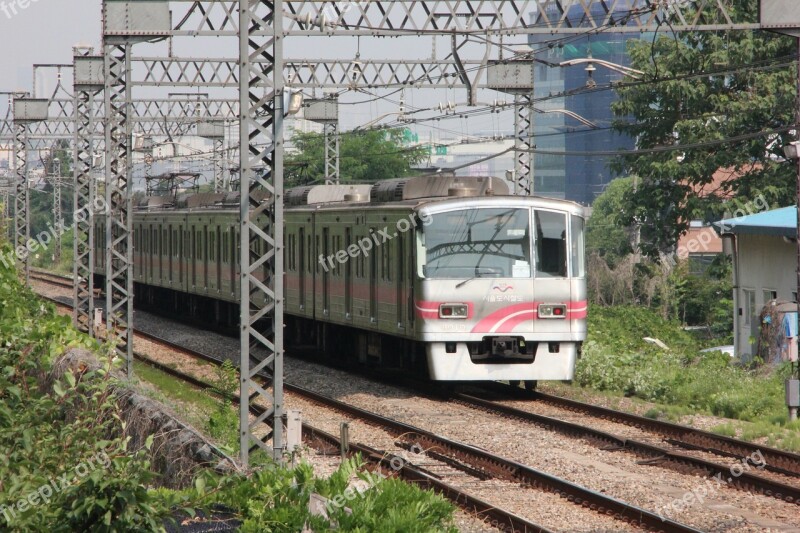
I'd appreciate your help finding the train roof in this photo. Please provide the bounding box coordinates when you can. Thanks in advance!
[133,174,585,215]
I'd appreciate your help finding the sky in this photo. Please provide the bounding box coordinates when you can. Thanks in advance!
[0,0,518,134]
[0,0,102,92]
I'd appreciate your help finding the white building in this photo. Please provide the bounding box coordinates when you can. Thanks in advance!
[715,206,797,360]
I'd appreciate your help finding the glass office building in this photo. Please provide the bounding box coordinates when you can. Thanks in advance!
[530,4,641,205]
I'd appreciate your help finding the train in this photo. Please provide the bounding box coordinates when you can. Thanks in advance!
[94,173,587,385]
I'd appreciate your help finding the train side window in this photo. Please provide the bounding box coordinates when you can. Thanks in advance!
[570,215,585,278]
[222,232,227,264]
[534,210,567,278]
[315,236,320,273]
[288,233,293,271]
[210,231,215,262]
[289,235,297,272]
[307,233,312,274]
[359,239,365,278]
[335,235,341,276]
[384,238,392,281]
[292,233,296,271]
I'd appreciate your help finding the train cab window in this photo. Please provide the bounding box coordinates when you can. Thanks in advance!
[417,208,532,279]
[571,215,585,278]
[535,210,568,278]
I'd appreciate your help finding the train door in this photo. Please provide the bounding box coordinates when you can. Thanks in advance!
[168,225,173,285]
[345,227,352,320]
[179,226,184,285]
[369,228,377,325]
[191,229,197,288]
[203,226,209,290]
[231,228,237,295]
[132,224,138,280]
[299,227,306,311]
[322,226,330,316]
[408,229,415,329]
[141,224,147,282]
[216,226,221,293]
[396,232,404,330]
[149,226,155,284]
[160,225,165,283]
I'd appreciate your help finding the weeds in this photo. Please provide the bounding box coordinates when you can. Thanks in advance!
[576,305,798,450]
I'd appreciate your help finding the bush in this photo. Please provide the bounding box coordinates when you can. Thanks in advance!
[174,457,458,533]
[576,305,789,422]
[0,243,170,532]
[0,246,458,531]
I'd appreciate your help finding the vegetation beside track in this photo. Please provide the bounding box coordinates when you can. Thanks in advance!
[2,244,459,531]
[0,243,168,531]
[571,305,800,451]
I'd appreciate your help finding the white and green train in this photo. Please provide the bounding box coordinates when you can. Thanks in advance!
[95,174,587,383]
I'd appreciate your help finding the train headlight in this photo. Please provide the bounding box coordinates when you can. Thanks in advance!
[538,304,567,319]
[439,303,468,319]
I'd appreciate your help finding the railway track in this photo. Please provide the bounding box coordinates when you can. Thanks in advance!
[451,391,800,506]
[30,268,74,289]
[124,337,704,533]
[35,286,702,532]
[480,382,800,480]
[32,275,799,529]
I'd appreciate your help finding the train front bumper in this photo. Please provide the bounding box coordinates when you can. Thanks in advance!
[426,341,579,381]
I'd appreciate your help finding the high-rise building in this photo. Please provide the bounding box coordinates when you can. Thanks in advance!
[530,4,641,205]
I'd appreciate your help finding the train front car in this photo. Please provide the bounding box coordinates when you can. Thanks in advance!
[414,196,587,383]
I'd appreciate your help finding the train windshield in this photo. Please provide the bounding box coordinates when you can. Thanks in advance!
[417,208,532,279]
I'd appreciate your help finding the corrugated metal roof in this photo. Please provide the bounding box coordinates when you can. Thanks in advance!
[714,206,797,237]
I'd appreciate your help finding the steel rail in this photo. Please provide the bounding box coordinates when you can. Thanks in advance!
[35,288,696,532]
[489,383,800,479]
[131,351,553,533]
[34,277,800,507]
[455,392,800,506]
[30,270,75,289]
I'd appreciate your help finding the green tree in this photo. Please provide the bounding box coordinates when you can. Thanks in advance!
[586,176,635,268]
[611,0,796,258]
[285,128,428,186]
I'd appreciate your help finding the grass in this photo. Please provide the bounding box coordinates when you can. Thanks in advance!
[133,361,239,448]
[711,422,737,438]
[574,305,800,452]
